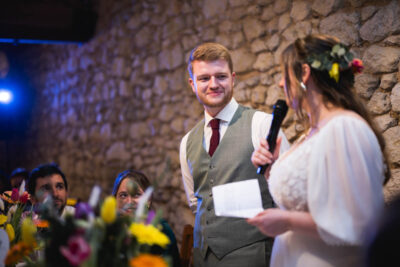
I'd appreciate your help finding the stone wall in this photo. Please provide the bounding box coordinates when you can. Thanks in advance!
[17,0,400,244]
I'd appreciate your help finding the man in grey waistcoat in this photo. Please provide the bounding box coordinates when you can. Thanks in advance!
[179,42,290,267]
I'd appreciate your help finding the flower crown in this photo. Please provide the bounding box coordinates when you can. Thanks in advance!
[307,44,364,83]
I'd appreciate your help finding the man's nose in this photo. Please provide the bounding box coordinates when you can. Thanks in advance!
[50,187,58,197]
[209,76,219,88]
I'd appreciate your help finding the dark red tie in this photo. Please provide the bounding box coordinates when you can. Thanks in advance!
[209,119,220,156]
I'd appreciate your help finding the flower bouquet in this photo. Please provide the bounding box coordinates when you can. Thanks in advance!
[12,185,171,267]
[0,181,42,266]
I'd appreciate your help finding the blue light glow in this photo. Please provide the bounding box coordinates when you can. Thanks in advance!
[0,89,12,104]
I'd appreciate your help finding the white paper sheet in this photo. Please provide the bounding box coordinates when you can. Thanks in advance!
[212,179,264,218]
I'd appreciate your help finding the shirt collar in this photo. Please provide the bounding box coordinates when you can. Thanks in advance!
[204,98,238,126]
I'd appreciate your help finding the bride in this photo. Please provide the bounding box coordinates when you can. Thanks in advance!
[248,34,390,267]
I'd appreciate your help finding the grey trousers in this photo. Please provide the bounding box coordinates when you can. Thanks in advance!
[193,238,273,267]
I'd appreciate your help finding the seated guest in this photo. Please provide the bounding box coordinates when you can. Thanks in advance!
[112,169,181,267]
[27,163,74,217]
[9,167,29,189]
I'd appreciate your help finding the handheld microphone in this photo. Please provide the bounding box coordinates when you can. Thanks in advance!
[257,99,288,175]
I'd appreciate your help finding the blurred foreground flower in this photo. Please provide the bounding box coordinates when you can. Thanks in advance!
[7,184,173,267]
[75,202,93,219]
[130,254,168,267]
[0,214,7,225]
[129,223,170,248]
[60,234,91,266]
[4,241,33,265]
[100,196,117,224]
[21,218,37,246]
[6,223,15,242]
[11,188,19,202]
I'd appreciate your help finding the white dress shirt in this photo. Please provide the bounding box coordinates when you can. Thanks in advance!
[179,98,290,212]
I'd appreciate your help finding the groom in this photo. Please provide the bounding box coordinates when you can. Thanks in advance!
[179,42,289,267]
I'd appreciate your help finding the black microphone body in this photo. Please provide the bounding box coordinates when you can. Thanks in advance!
[257,100,288,175]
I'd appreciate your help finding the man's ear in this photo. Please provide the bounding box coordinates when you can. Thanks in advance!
[189,77,196,93]
[232,72,236,87]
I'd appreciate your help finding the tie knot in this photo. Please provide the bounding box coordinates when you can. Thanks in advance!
[210,119,220,130]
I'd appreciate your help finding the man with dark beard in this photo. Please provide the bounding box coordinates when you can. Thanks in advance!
[179,42,289,267]
[27,163,74,217]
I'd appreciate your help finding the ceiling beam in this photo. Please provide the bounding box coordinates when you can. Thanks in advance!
[0,2,97,43]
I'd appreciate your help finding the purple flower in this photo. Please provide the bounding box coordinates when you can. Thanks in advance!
[75,202,93,219]
[60,235,91,266]
[146,210,156,225]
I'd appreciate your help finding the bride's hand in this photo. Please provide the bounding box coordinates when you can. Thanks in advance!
[247,208,290,237]
[251,137,281,179]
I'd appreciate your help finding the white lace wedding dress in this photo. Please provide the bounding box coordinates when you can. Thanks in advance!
[268,115,385,267]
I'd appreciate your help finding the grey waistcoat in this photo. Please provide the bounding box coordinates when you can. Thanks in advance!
[186,105,273,259]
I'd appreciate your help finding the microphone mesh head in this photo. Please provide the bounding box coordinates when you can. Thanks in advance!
[273,100,288,118]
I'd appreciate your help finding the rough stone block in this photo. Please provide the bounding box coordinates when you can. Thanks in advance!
[290,1,310,22]
[143,56,158,74]
[202,0,228,19]
[383,126,400,165]
[391,83,400,112]
[274,0,290,15]
[354,74,380,99]
[106,142,131,161]
[253,52,275,71]
[278,13,291,32]
[361,5,378,22]
[111,57,125,77]
[363,45,400,74]
[243,18,266,41]
[251,85,267,104]
[320,11,360,45]
[374,114,397,132]
[231,47,256,73]
[251,39,268,53]
[312,0,343,16]
[380,73,397,91]
[360,1,400,43]
[368,91,391,115]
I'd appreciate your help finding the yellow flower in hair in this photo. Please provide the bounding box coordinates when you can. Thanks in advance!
[101,196,117,224]
[129,223,170,248]
[21,218,37,246]
[6,224,15,242]
[329,63,340,82]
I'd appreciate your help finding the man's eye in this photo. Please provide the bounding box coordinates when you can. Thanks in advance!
[42,185,51,191]
[198,77,209,82]
[56,184,65,190]
[217,75,227,79]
